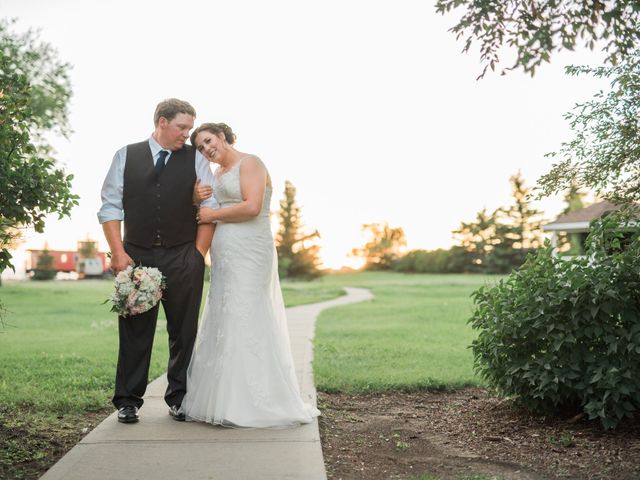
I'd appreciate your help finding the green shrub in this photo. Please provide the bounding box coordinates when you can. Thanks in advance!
[469,217,640,429]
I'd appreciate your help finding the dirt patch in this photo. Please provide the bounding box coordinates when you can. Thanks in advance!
[0,407,111,480]
[318,388,640,480]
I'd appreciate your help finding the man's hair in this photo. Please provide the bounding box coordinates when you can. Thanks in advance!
[153,98,196,126]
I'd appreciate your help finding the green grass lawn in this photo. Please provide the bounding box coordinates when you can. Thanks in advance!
[0,277,344,479]
[0,278,343,414]
[0,272,496,479]
[280,280,345,307]
[0,272,494,409]
[312,271,500,392]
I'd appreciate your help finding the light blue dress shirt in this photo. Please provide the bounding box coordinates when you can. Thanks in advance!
[97,136,218,224]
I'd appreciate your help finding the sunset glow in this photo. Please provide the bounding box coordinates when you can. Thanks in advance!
[2,0,608,279]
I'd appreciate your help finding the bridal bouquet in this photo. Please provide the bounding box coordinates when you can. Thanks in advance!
[108,265,165,317]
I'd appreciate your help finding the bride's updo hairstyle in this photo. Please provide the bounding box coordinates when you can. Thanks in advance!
[190,123,237,148]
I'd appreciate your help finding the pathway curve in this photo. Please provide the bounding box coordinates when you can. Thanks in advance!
[40,287,373,480]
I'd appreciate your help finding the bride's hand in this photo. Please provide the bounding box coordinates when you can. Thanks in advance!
[192,179,213,205]
[197,207,217,224]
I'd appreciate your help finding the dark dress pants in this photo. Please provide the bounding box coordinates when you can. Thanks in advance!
[112,241,205,409]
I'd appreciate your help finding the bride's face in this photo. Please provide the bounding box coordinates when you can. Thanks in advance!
[195,131,226,163]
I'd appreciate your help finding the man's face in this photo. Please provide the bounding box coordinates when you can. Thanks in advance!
[157,113,195,151]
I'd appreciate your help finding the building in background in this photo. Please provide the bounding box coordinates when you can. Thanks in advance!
[26,239,110,279]
[543,201,619,256]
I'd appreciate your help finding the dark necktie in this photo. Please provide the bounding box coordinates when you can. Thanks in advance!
[155,150,169,176]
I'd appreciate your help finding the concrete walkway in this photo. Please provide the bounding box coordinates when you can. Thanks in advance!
[41,287,373,480]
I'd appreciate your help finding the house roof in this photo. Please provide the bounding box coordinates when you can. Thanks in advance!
[544,201,620,232]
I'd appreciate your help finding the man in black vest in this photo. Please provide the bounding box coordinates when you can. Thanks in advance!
[98,98,216,423]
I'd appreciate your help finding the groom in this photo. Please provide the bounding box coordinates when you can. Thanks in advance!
[98,98,216,423]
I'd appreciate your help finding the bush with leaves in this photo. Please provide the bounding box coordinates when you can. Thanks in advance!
[470,215,640,429]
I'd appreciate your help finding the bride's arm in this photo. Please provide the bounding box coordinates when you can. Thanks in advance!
[198,158,267,224]
[195,223,215,257]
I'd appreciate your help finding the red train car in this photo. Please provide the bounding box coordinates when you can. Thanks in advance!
[26,249,110,276]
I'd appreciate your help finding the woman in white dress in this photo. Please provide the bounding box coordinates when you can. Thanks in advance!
[181,123,320,428]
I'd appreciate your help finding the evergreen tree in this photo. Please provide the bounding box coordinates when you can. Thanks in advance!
[505,171,544,250]
[484,221,521,274]
[454,173,545,273]
[32,248,56,281]
[452,208,499,272]
[275,181,322,279]
[487,173,544,273]
[78,238,97,259]
[558,182,588,255]
[76,238,98,276]
[352,223,407,270]
[563,182,587,215]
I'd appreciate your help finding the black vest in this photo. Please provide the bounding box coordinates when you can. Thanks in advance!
[122,141,198,248]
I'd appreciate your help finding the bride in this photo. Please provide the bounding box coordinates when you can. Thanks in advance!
[180,122,320,428]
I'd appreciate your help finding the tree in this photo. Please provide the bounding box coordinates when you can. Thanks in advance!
[483,220,523,273]
[275,181,322,279]
[435,0,640,78]
[77,237,98,277]
[453,173,544,273]
[78,238,97,259]
[489,173,544,273]
[392,248,464,273]
[537,54,640,209]
[352,223,407,270]
[563,182,587,215]
[0,19,77,280]
[31,249,57,281]
[502,171,544,249]
[452,208,499,272]
[557,182,588,254]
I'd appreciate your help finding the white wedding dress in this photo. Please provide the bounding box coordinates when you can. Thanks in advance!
[182,156,320,428]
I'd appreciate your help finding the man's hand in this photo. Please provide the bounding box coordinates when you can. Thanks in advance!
[102,221,132,274]
[110,251,134,274]
[193,179,213,205]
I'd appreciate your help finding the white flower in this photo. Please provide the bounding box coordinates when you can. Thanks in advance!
[107,266,166,317]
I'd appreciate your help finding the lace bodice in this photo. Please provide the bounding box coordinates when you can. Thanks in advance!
[213,156,272,217]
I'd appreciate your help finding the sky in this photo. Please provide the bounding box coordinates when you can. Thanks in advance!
[2,0,610,275]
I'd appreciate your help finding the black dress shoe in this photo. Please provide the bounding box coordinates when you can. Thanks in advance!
[169,404,185,421]
[117,406,139,424]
